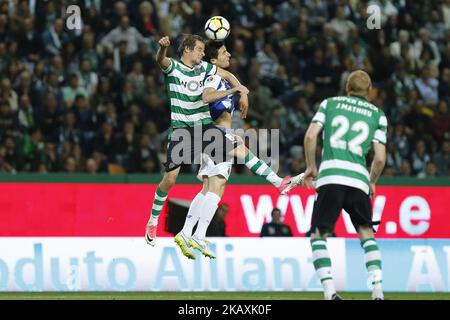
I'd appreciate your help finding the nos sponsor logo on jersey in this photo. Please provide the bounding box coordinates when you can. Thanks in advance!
[181,80,205,92]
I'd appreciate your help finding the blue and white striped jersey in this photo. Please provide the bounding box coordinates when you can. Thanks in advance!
[204,74,235,121]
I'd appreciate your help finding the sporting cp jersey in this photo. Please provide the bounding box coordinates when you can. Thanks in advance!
[311,95,387,194]
[162,58,217,128]
[204,74,235,121]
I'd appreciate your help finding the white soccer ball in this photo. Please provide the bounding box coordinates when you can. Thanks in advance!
[204,16,230,41]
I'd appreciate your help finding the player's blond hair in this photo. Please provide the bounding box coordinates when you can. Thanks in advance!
[346,70,371,98]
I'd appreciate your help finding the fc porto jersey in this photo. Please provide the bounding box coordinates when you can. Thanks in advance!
[204,74,235,121]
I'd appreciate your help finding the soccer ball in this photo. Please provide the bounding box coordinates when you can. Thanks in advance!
[204,16,230,41]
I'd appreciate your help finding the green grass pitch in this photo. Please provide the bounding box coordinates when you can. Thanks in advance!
[0,292,449,300]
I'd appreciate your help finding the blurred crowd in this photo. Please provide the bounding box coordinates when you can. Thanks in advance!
[0,0,449,178]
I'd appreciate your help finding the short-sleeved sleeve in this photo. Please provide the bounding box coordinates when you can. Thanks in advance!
[312,99,327,126]
[202,61,217,78]
[161,58,176,74]
[373,113,387,144]
[204,75,221,90]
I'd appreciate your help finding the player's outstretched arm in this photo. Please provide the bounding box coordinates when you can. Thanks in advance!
[156,36,171,70]
[369,142,386,197]
[216,67,249,118]
[202,85,248,104]
[303,123,322,188]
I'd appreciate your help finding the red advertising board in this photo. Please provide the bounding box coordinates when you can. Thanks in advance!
[0,183,448,238]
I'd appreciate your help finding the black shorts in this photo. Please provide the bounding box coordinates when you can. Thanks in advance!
[165,124,238,172]
[310,184,379,235]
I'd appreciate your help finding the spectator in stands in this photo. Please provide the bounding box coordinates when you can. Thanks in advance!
[40,142,57,172]
[78,58,98,98]
[116,80,135,112]
[17,17,42,62]
[370,45,397,87]
[136,1,159,37]
[261,208,293,237]
[433,140,450,176]
[126,61,146,97]
[413,29,441,69]
[329,5,356,43]
[304,47,335,101]
[403,99,433,139]
[81,32,99,71]
[100,15,147,55]
[418,161,438,178]
[83,4,106,36]
[129,130,150,171]
[62,41,79,76]
[92,150,108,173]
[425,9,446,43]
[2,134,23,172]
[48,55,66,83]
[114,120,138,170]
[144,93,168,132]
[184,0,206,35]
[388,62,415,122]
[390,30,414,60]
[59,111,81,146]
[73,95,94,140]
[443,0,450,29]
[22,127,43,171]
[166,1,185,37]
[283,95,313,146]
[411,139,431,176]
[17,94,35,131]
[438,68,450,100]
[37,92,62,143]
[383,166,396,177]
[0,78,18,112]
[0,144,10,172]
[415,67,439,107]
[256,42,280,86]
[71,144,86,172]
[132,42,157,74]
[16,71,39,106]
[305,0,328,32]
[0,100,16,136]
[432,100,450,144]
[386,140,402,174]
[42,18,68,58]
[62,74,88,109]
[85,158,99,174]
[93,122,115,161]
[64,156,77,173]
[399,159,413,176]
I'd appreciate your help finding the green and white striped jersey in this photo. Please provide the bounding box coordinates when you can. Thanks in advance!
[162,58,217,128]
[311,95,387,194]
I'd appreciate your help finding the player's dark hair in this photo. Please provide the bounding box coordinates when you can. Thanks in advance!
[177,34,204,57]
[204,40,224,63]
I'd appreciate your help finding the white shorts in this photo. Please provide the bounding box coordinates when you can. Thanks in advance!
[197,153,233,181]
